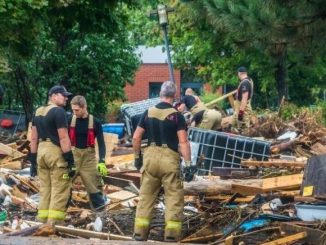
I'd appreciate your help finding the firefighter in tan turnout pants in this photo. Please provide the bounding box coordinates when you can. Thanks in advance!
[178,94,222,130]
[233,66,254,129]
[133,81,192,242]
[69,95,108,210]
[29,85,75,225]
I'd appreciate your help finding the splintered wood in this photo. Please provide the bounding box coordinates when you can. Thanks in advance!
[241,159,306,169]
[231,174,303,195]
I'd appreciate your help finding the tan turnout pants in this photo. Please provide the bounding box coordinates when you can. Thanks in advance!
[134,146,184,241]
[73,147,104,210]
[232,100,252,128]
[37,141,72,225]
[198,109,222,130]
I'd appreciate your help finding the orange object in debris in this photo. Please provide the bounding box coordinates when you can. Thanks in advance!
[0,119,13,128]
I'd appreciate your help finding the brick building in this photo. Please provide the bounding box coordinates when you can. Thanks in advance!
[124,46,181,102]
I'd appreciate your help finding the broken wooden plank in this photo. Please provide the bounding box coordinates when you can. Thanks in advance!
[310,142,326,155]
[232,174,303,195]
[24,220,133,240]
[108,153,134,166]
[184,177,262,195]
[204,194,255,203]
[241,159,306,168]
[0,160,22,170]
[107,190,137,203]
[260,231,307,245]
[0,143,25,160]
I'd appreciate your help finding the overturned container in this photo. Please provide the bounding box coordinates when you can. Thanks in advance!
[120,97,160,139]
[188,127,271,174]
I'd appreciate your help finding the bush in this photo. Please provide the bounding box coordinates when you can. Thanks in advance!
[106,100,124,123]
[200,92,227,109]
[279,102,301,121]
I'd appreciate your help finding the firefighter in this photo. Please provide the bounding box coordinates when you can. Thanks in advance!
[178,94,222,130]
[133,81,193,242]
[233,66,254,128]
[185,88,202,104]
[69,95,108,211]
[29,85,75,225]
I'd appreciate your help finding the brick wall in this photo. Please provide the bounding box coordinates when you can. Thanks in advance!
[125,64,181,102]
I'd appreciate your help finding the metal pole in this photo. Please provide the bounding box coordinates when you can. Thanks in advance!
[162,24,175,83]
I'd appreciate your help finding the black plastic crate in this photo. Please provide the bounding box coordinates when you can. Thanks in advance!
[120,98,161,138]
[188,127,271,174]
[300,154,326,198]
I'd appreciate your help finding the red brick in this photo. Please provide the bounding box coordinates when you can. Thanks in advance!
[125,64,181,102]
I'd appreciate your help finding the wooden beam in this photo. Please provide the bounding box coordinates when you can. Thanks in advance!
[232,174,303,195]
[0,143,25,159]
[205,90,237,108]
[204,194,255,203]
[260,232,307,245]
[241,159,306,168]
[24,220,133,240]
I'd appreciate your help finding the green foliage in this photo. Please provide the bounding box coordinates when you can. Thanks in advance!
[0,0,140,122]
[200,92,227,109]
[279,102,301,121]
[170,0,326,106]
[317,101,326,126]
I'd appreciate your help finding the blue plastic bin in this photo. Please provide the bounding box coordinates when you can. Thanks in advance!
[102,123,124,139]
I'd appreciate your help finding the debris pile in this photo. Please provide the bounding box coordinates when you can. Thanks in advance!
[0,108,326,244]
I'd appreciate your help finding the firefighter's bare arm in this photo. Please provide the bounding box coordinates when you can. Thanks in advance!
[132,126,145,170]
[30,126,38,154]
[132,126,145,155]
[178,129,191,163]
[58,127,72,153]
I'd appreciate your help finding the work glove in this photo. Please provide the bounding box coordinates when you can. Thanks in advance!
[97,162,108,176]
[183,161,197,182]
[63,151,77,179]
[238,110,244,121]
[28,153,37,177]
[134,153,143,171]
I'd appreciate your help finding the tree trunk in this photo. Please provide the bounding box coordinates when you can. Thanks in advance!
[275,44,288,105]
[13,65,34,128]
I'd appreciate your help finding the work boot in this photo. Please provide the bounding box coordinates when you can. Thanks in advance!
[133,228,149,241]
[164,229,181,242]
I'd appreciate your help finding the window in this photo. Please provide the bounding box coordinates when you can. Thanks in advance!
[149,82,163,98]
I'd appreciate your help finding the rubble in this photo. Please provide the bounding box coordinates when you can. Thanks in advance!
[0,107,326,244]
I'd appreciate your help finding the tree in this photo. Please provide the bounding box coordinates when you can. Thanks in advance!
[0,0,140,123]
[176,0,326,104]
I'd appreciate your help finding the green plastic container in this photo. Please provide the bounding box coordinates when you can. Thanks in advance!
[0,209,7,224]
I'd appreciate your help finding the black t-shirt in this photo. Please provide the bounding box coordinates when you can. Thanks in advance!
[192,110,205,125]
[68,116,106,162]
[181,95,205,124]
[138,102,187,152]
[237,78,253,101]
[181,95,197,110]
[32,105,68,146]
